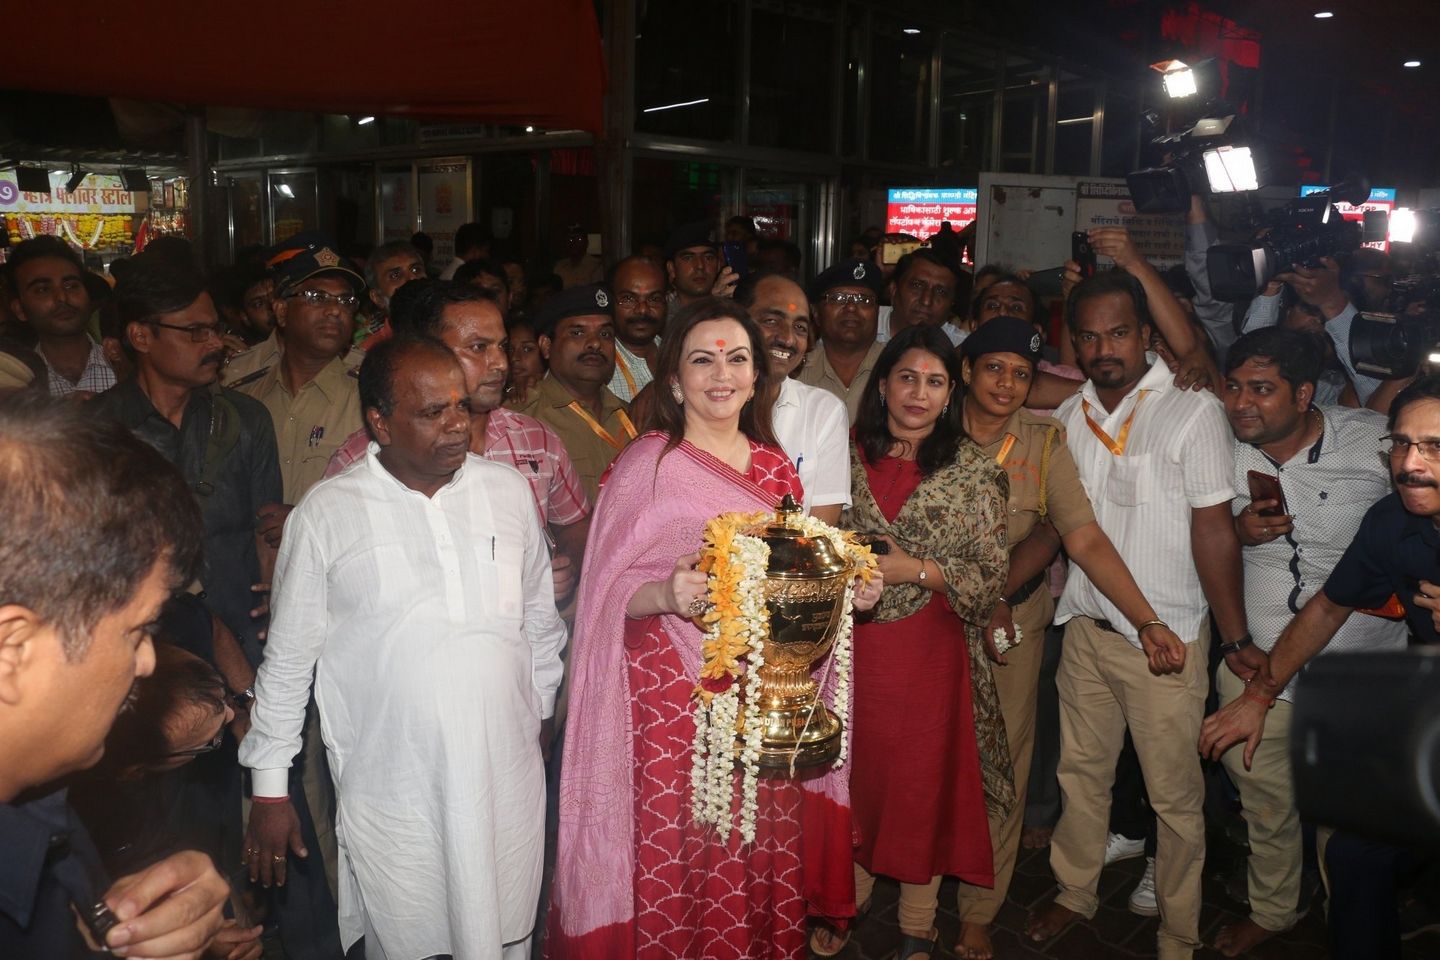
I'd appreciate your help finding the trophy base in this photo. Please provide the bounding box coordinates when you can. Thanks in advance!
[754,702,843,775]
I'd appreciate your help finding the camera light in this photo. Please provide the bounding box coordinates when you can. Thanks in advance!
[1427,353,1440,365]
[1314,11,1334,19]
[1202,145,1259,193]
[1163,64,1198,98]
[1389,207,1417,244]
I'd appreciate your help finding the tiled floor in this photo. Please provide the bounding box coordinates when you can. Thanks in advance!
[839,835,1440,959]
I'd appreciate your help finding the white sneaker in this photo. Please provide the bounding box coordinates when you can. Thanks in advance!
[1103,831,1146,866]
[1128,857,1159,917]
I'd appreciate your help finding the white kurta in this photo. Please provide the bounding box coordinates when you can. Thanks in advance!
[240,446,566,959]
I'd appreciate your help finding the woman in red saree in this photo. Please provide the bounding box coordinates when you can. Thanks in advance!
[546,297,881,959]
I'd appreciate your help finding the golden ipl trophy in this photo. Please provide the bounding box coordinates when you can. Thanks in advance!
[745,495,855,773]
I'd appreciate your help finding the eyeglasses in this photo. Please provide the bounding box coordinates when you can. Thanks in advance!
[166,728,224,759]
[616,292,667,309]
[1382,435,1440,462]
[286,289,361,312]
[822,291,876,307]
[148,320,227,343]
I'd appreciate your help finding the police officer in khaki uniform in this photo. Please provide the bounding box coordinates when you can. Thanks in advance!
[231,235,367,505]
[798,259,887,425]
[952,317,1173,960]
[513,284,636,503]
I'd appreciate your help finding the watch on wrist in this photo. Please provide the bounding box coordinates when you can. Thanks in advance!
[1218,634,1254,656]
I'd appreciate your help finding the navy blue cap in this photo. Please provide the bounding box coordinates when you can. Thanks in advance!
[533,283,614,338]
[807,258,884,302]
[664,221,719,260]
[961,315,1043,365]
[266,232,365,294]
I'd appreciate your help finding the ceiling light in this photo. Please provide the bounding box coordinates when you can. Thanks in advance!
[1313,11,1334,18]
[642,97,710,113]
[1405,60,1422,68]
[525,125,535,132]
[51,169,66,176]
[275,183,295,198]
[902,27,921,35]
[357,115,375,125]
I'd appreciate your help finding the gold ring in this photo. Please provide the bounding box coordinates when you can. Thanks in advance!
[272,855,285,863]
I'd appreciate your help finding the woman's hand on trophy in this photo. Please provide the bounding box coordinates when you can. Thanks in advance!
[852,571,884,612]
[664,552,708,617]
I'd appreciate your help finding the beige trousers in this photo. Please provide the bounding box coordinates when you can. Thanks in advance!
[956,588,1053,923]
[1050,616,1208,960]
[1216,665,1301,932]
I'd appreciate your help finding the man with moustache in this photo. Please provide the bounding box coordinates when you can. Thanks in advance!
[797,258,887,424]
[515,284,636,503]
[91,258,283,668]
[734,270,850,523]
[877,248,963,344]
[325,282,591,609]
[5,235,115,396]
[1027,270,1249,960]
[358,239,428,349]
[1200,373,1440,960]
[606,255,666,403]
[1194,327,1401,957]
[232,236,368,505]
[242,337,566,960]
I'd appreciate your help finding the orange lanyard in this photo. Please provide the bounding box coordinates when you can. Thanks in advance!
[1082,394,1148,456]
[566,401,637,450]
[614,351,639,397]
[994,434,1017,465]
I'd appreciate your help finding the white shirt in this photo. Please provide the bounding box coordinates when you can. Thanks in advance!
[1054,355,1235,647]
[1231,406,1406,701]
[41,339,116,396]
[240,447,566,957]
[438,256,467,280]
[875,306,965,347]
[772,377,851,511]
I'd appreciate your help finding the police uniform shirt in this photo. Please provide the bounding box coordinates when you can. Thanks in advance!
[234,356,363,504]
[0,790,108,958]
[514,374,633,505]
[220,331,280,386]
[978,407,1096,549]
[797,340,886,426]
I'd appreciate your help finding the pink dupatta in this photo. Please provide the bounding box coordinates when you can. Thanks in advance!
[550,432,852,945]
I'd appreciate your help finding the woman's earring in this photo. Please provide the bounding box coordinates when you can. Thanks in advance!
[671,384,684,405]
[942,401,950,415]
[880,392,886,408]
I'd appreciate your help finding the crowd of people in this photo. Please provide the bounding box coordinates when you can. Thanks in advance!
[0,205,1436,960]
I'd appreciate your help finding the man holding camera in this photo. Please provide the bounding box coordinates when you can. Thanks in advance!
[1201,327,1403,956]
[1202,372,1440,958]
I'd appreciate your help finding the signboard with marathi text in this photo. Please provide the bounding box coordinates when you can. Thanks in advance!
[0,171,143,214]
[1300,185,1395,252]
[1074,180,1185,269]
[885,187,977,238]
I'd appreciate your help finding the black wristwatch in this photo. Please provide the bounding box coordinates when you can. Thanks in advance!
[229,685,256,709]
[1218,634,1254,656]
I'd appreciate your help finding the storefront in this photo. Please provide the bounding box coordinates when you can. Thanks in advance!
[0,168,189,266]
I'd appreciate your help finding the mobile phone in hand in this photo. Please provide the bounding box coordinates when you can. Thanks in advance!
[1246,470,1287,517]
[1072,231,1097,279]
[856,534,891,554]
[721,240,749,277]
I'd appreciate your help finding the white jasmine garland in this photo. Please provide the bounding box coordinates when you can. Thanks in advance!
[690,511,875,844]
[993,624,1023,656]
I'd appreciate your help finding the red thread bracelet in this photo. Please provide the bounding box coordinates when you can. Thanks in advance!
[252,795,290,804]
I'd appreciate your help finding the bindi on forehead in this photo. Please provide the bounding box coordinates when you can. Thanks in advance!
[715,338,727,348]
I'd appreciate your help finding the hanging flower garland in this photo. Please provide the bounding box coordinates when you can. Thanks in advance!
[689,510,876,843]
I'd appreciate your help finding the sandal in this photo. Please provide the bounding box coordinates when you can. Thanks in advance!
[808,898,871,958]
[890,926,939,960]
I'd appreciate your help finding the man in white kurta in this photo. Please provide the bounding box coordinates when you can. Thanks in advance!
[240,339,567,959]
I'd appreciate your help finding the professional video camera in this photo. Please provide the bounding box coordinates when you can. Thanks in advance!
[1204,177,1375,303]
[1348,275,1440,378]
[1126,114,1259,216]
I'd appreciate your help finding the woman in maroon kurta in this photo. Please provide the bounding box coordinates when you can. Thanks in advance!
[832,325,1013,960]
